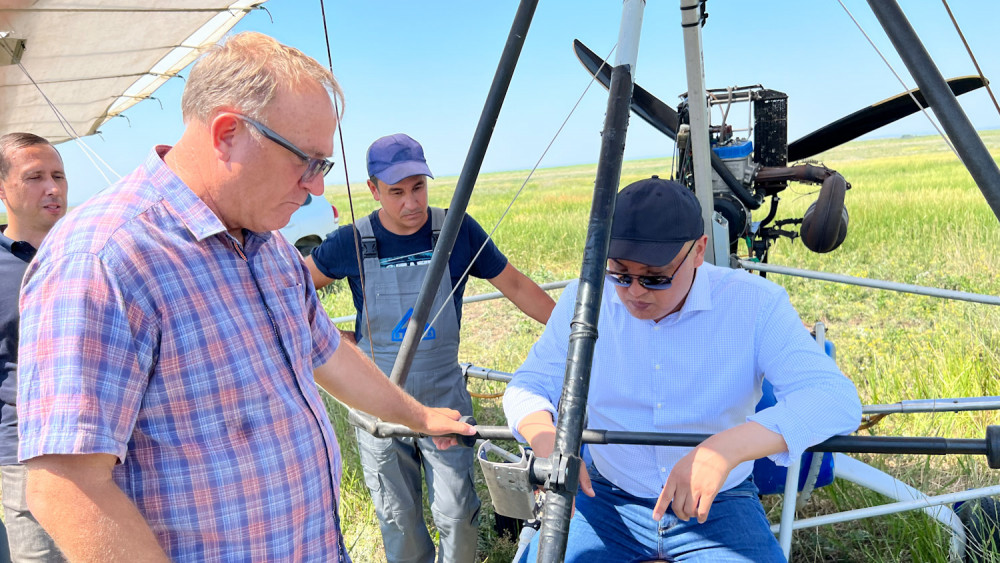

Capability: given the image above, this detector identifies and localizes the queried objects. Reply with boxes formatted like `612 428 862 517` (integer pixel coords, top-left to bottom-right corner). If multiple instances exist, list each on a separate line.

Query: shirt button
660 467 666 472
653 326 660 331
654 364 661 370
657 403 662 409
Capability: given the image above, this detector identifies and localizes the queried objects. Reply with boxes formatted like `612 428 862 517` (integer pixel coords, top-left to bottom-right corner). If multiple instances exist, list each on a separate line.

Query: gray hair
180 31 344 124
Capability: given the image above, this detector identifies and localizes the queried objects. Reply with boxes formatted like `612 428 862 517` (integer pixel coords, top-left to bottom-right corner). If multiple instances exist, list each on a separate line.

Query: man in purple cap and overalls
504 176 860 561
306 133 555 562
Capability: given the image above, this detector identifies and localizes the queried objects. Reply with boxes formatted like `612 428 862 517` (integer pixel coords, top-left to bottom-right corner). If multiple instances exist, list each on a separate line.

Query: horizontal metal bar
772 484 1000 532
737 259 1000 306
808 435 986 456
576 430 988 457
328 279 573 325
463 280 571 305
477 439 522 463
367 422 990 458
462 364 513 383
864 397 1000 415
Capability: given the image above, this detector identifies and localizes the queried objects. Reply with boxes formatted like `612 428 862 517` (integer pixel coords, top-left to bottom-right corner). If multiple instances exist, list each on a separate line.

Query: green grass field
318 131 1000 562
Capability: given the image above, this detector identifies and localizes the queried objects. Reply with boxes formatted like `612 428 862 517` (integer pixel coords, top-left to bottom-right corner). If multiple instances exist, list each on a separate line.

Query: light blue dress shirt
504 263 861 499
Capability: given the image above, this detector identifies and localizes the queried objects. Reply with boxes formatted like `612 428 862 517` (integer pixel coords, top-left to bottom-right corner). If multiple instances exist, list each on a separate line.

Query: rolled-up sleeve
503 282 577 442
747 288 862 466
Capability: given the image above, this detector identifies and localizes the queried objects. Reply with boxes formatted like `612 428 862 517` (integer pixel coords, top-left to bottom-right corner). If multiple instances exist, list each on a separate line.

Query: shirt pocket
266 282 313 376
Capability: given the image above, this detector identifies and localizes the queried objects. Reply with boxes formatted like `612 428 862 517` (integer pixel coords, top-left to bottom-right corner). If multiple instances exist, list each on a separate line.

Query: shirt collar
0 229 37 262
146 146 229 242
681 266 713 314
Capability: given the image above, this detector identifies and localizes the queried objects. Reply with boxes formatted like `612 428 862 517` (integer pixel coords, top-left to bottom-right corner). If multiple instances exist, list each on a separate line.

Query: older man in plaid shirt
16 32 473 562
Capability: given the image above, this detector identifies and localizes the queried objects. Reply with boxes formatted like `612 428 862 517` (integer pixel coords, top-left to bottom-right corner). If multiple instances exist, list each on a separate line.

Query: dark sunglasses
606 242 696 291
231 113 335 183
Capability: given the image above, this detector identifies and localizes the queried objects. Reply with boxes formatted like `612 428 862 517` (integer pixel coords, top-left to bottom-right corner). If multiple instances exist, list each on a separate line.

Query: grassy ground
319 130 1000 562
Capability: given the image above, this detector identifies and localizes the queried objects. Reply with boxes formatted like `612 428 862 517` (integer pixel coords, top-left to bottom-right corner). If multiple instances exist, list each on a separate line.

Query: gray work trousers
356 429 480 563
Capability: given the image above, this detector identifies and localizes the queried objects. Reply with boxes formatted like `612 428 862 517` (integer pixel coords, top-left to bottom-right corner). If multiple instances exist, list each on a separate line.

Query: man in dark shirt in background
305 133 554 562
0 132 68 562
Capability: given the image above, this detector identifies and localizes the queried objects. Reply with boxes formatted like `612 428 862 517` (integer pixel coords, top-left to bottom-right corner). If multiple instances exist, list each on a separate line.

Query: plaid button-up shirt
18 147 349 561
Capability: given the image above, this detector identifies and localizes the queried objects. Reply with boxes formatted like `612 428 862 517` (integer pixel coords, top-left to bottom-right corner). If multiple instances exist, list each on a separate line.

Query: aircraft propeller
573 39 987 259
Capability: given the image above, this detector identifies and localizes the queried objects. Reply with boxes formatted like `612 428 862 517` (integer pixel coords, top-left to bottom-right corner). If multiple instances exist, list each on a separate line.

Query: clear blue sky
47 0 1000 207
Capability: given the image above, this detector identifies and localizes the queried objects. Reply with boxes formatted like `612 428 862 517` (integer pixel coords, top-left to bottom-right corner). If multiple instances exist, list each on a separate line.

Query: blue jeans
517 463 784 562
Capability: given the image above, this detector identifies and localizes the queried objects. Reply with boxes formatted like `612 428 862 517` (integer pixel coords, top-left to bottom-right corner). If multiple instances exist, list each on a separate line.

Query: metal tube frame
535 2 645 561
865 397 1000 415
737 259 1000 307
343 2 1000 560
777 322 827 557
774 484 1000 533
679 0 716 264
385 0 539 390
328 280 569 325
362 420 996 460
867 0 1000 223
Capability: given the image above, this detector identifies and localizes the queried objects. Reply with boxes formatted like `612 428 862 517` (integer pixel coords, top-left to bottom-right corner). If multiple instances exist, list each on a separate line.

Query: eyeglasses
606 241 696 291
230 113 335 183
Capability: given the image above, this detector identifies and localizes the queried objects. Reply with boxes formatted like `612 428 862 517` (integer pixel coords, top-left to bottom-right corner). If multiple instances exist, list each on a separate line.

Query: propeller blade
574 39 761 209
788 76 987 161
574 39 679 139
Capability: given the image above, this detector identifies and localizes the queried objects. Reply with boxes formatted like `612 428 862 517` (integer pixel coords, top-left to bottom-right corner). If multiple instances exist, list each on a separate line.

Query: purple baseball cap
366 133 434 185
609 176 704 266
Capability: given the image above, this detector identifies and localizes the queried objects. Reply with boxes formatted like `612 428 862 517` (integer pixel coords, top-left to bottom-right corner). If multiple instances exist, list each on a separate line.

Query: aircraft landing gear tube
534 2 645 562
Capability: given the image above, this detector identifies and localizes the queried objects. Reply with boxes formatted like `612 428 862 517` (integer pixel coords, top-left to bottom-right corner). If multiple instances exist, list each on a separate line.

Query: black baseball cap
609 176 704 267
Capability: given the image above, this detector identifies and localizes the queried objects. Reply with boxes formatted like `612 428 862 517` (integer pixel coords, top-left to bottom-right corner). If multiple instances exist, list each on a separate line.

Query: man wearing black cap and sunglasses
504 176 860 562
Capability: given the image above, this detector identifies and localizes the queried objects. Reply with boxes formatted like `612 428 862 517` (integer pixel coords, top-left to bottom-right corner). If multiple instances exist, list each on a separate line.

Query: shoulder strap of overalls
354 214 377 259
429 207 446 249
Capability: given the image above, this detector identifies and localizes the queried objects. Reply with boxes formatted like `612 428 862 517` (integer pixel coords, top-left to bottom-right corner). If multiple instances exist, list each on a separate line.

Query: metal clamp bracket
477 442 540 520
